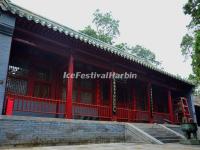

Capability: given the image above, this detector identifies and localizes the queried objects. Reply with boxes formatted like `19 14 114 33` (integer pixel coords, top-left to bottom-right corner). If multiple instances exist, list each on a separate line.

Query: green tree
115 42 129 51
180 33 194 60
81 9 161 67
81 25 98 39
116 43 161 67
92 9 120 40
192 31 200 83
183 0 200 26
131 45 161 66
80 9 119 44
181 1 200 84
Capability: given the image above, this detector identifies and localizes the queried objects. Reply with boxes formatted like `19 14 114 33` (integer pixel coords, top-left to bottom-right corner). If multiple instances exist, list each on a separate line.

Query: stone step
140 128 167 131
144 131 176 135
166 126 184 135
143 129 172 133
160 138 181 143
147 132 175 135
132 123 183 143
147 131 179 136
154 136 181 140
149 134 179 138
146 131 176 134
150 135 179 138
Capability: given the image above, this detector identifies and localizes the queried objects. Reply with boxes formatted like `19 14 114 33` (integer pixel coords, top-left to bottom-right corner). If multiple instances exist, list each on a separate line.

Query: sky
11 0 192 78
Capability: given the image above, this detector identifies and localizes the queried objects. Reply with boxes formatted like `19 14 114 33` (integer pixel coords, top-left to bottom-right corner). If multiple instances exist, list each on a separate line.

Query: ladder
180 97 192 122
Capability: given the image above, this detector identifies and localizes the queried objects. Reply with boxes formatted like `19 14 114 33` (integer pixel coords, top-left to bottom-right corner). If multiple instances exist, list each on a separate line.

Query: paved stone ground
2 143 200 150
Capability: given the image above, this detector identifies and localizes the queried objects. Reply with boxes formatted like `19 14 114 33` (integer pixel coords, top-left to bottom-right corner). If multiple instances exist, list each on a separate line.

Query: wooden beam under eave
14 27 113 69
14 27 72 50
13 37 69 58
13 27 72 56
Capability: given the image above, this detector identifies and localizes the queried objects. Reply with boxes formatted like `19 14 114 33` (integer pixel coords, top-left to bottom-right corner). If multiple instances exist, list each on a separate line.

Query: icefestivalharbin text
63 72 137 79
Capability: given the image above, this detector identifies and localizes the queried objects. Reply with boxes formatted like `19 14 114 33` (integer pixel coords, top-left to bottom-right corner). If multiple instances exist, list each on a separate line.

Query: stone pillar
187 90 197 123
0 11 15 114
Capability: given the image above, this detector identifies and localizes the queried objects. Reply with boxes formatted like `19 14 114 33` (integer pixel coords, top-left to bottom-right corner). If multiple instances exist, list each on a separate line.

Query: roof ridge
0 0 194 86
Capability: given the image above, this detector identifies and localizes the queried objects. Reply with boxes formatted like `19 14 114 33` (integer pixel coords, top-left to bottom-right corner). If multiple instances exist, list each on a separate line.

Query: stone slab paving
2 143 200 150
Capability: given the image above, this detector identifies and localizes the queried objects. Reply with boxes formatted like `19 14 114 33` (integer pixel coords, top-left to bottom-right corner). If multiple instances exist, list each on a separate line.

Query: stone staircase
164 124 184 135
133 123 183 143
164 124 200 139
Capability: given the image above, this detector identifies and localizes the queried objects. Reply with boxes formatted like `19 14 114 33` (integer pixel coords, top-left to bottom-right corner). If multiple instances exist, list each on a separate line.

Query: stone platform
0 115 186 147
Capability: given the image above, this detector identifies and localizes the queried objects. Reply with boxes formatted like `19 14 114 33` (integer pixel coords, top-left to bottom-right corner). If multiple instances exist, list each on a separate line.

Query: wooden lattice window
33 67 51 98
101 80 109 105
135 83 147 111
80 79 94 104
6 62 29 95
6 77 28 95
35 67 51 81
152 86 168 113
61 74 79 102
33 83 50 98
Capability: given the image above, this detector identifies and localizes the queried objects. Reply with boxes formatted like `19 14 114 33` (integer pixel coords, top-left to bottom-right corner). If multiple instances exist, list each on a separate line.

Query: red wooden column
147 82 153 123
95 79 101 105
51 70 57 99
168 89 174 123
55 70 62 117
65 55 74 119
95 79 101 119
5 97 14 115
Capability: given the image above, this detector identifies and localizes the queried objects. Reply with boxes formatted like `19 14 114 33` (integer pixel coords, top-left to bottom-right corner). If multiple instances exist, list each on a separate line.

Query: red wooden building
0 0 196 124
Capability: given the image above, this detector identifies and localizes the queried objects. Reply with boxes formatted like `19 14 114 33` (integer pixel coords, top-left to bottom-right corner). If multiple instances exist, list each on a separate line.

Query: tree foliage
81 25 98 39
92 9 120 40
81 9 161 67
181 1 200 84
183 0 200 27
116 43 161 67
192 31 200 83
180 33 194 59
131 45 161 66
80 9 119 44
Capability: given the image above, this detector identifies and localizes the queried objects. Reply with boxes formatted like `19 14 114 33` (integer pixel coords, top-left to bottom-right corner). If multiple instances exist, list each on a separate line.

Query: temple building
0 0 196 124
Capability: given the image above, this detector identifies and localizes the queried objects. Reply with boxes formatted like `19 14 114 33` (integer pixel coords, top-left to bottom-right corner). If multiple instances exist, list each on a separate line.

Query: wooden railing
135 110 150 122
5 93 172 124
5 93 65 116
152 112 170 123
72 102 111 120
116 107 129 120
